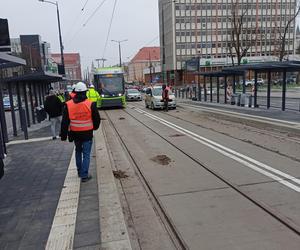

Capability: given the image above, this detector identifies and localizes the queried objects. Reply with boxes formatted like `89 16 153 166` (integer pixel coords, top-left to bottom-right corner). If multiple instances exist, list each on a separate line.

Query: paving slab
0 135 73 249
73 144 101 249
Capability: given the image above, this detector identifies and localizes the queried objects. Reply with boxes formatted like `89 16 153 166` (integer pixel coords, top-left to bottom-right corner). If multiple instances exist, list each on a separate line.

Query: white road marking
7 137 53 145
134 108 300 192
179 103 300 129
46 149 80 250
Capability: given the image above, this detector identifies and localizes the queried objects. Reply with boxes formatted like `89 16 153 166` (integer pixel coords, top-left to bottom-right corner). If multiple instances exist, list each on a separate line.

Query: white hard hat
89 84 95 88
74 82 87 92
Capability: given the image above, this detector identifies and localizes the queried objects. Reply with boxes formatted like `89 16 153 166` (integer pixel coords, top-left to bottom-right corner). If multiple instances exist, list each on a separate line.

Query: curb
178 101 300 132
94 124 132 250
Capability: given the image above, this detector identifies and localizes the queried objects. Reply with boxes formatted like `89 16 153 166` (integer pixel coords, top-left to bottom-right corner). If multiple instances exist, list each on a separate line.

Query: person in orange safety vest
60 82 100 182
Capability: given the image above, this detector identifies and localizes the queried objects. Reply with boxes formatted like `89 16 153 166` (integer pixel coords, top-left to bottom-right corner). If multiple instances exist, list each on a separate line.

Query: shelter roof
4 71 63 83
0 52 26 69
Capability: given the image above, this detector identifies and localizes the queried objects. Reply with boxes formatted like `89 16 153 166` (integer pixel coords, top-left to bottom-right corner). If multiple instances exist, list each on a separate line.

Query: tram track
167 106 300 163
133 102 300 162
104 107 300 241
103 110 188 250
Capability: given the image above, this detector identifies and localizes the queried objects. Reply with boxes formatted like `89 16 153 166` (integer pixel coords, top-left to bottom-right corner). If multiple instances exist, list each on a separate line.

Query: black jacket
60 93 101 142
44 95 63 118
0 159 4 180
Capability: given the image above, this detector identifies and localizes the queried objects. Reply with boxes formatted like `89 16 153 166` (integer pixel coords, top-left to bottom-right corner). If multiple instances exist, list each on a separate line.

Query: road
101 101 300 249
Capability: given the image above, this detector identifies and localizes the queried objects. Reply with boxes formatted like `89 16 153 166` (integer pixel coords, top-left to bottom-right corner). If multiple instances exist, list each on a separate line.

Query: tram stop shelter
196 61 300 111
0 52 26 159
0 52 63 158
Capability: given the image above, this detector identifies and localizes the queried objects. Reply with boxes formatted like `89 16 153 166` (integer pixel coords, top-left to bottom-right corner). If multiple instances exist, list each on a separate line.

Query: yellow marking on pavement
7 137 53 145
45 149 80 250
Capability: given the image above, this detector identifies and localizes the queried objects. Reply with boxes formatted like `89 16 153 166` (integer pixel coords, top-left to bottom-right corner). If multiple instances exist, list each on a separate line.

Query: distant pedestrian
60 82 101 183
44 89 63 140
86 84 100 108
57 90 65 103
162 84 169 112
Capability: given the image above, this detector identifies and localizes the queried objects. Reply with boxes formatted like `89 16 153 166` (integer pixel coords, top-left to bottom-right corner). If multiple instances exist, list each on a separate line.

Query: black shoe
52 136 57 140
81 175 92 183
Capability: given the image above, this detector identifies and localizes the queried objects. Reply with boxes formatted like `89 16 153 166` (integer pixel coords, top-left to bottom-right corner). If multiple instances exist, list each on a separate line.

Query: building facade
159 0 297 84
19 35 55 73
52 53 82 81
127 47 161 83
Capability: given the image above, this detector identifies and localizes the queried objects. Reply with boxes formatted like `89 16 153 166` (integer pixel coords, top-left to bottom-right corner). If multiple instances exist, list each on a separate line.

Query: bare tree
227 1 255 66
275 1 300 61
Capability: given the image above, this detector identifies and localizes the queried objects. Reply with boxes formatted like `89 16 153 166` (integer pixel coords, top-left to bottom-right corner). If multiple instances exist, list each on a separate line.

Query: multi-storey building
159 0 297 84
52 53 82 81
20 35 54 73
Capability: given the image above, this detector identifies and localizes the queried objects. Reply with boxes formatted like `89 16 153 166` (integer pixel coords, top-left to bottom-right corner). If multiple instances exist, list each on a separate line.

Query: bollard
20 108 28 140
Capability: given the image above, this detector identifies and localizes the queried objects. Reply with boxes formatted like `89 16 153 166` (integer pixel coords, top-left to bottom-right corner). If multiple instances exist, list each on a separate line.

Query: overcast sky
1 0 160 72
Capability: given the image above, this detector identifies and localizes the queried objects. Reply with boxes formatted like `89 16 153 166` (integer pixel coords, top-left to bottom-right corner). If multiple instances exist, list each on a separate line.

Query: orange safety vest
66 99 93 132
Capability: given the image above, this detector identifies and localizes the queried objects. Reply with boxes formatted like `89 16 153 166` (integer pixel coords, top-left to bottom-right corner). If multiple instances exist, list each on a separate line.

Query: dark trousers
164 99 169 111
74 140 93 178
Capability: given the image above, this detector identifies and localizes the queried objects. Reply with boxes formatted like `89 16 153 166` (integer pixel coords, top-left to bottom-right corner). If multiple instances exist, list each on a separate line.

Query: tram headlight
118 93 122 97
101 94 105 97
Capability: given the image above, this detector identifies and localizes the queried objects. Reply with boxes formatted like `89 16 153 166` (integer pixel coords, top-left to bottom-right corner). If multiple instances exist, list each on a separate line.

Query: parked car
251 78 265 85
245 80 254 86
239 80 254 87
287 77 297 84
3 96 18 111
125 88 142 101
145 86 176 110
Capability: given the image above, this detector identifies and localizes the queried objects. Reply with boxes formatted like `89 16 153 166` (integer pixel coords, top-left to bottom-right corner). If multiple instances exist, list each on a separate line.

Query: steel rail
120 107 300 237
104 110 189 250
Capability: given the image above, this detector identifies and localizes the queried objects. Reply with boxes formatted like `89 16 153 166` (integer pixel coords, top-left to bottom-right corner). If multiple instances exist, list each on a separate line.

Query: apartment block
159 0 297 83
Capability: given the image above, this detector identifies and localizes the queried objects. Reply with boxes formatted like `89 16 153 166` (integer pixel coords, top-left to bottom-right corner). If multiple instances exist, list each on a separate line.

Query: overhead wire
102 0 118 58
65 0 108 45
83 0 108 27
64 0 90 42
81 0 90 11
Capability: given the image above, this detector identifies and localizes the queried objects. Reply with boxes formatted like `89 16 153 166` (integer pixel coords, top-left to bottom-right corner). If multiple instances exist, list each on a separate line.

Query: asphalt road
103 101 300 249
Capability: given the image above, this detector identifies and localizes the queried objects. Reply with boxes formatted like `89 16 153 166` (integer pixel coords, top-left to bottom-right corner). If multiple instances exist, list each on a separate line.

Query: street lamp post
111 39 128 67
38 0 65 73
160 0 176 84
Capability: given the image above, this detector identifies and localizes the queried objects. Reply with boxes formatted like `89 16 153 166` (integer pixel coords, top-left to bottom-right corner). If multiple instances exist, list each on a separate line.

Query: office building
159 0 297 84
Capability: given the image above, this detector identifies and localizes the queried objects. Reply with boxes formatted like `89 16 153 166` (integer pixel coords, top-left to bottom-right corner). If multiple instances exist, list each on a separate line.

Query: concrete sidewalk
0 122 132 249
0 135 74 249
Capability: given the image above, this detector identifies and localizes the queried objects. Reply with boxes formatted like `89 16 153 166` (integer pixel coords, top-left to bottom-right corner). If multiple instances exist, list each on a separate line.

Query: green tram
93 67 126 108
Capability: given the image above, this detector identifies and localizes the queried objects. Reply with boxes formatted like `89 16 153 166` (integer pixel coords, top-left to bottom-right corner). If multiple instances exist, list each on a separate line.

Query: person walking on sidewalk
44 89 63 140
60 82 101 183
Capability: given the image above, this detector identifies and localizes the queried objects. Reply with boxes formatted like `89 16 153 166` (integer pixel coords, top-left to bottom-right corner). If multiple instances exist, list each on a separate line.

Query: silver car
126 89 142 101
145 86 176 110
